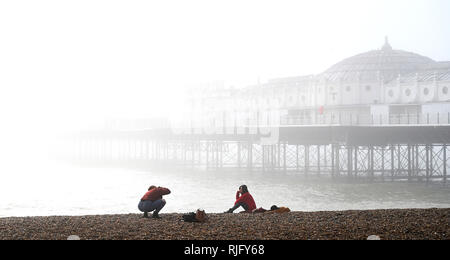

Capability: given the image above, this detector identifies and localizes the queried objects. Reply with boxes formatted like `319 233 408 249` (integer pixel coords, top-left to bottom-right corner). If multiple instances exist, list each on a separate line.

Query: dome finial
382 36 392 51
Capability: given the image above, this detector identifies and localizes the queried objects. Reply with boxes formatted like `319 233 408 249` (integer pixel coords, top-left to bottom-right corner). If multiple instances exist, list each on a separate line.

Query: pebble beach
0 208 448 240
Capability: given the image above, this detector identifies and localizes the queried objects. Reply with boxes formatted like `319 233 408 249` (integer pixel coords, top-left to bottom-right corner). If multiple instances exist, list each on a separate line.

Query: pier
66 39 450 185
70 123 450 184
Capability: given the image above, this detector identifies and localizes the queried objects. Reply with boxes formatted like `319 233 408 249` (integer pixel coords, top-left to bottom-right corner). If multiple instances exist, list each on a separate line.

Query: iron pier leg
338 145 342 177
430 145 434 181
391 145 395 181
331 144 335 178
262 145 266 172
198 141 201 166
192 141 195 169
305 145 309 176
426 144 430 184
408 145 412 182
283 142 287 173
220 141 223 169
275 144 279 171
317 145 321 175
248 141 253 171
347 146 353 179
354 146 358 178
415 145 419 181
444 144 447 185
206 141 209 169
370 146 374 181
237 142 241 169
381 146 385 181
398 145 401 180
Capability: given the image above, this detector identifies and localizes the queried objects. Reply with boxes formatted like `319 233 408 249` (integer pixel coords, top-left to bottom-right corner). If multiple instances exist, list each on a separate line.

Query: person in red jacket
224 185 256 213
138 185 171 218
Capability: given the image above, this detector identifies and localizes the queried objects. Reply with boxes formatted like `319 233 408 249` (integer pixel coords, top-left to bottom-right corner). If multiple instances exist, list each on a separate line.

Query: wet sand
0 208 448 240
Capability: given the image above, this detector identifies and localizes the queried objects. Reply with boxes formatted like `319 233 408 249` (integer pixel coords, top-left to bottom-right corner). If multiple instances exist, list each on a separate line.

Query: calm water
1 160 449 217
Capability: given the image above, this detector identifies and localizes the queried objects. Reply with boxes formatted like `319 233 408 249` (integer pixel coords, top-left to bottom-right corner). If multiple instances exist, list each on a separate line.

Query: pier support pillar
347 146 353 179
283 142 287 172
331 144 335 178
444 144 447 185
247 141 253 171
304 145 309 175
370 146 374 181
426 144 430 184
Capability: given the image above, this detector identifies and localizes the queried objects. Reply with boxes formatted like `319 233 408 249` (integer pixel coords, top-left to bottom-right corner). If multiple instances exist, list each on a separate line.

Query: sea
0 159 449 218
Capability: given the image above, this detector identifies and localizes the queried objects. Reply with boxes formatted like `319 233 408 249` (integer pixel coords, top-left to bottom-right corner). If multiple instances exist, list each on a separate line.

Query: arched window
388 90 394 97
405 89 411 97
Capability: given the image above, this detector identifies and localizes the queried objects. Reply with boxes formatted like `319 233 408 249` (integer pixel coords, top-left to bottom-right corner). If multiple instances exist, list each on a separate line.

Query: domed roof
321 38 436 83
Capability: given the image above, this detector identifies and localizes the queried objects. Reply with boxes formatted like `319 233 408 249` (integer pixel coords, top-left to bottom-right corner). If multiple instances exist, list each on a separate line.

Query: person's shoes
152 212 162 219
142 212 149 218
223 209 233 213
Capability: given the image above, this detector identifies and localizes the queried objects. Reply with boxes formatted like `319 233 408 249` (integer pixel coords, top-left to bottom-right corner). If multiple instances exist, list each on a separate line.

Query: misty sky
0 0 449 135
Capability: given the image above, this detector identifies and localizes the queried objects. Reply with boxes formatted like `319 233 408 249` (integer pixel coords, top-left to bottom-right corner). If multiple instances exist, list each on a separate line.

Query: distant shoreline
1 208 448 240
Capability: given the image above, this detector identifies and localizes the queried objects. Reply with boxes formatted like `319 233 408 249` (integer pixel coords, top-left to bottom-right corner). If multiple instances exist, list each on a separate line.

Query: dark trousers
138 199 166 214
229 202 249 212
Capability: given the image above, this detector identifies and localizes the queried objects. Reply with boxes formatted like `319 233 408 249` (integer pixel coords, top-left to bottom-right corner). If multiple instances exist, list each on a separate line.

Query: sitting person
224 185 256 213
138 185 171 218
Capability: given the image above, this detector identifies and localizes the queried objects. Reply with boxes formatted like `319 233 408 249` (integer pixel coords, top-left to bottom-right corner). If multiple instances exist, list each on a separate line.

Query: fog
0 1 449 216
1 0 449 132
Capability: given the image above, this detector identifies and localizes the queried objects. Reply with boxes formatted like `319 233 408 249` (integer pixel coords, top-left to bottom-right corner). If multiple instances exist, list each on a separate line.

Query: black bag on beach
182 209 207 222
182 212 198 222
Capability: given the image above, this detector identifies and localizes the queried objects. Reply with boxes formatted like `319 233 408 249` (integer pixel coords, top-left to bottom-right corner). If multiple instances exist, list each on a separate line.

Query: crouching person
138 185 171 219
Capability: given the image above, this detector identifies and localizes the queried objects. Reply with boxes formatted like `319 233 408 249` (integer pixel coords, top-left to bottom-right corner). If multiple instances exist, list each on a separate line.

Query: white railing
280 113 450 126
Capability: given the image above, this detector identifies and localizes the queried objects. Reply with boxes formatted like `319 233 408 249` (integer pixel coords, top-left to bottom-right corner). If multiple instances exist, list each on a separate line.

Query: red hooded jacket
141 187 171 201
234 191 256 211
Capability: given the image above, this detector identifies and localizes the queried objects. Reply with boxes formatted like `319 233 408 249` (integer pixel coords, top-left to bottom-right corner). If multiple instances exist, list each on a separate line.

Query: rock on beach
0 208 448 240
